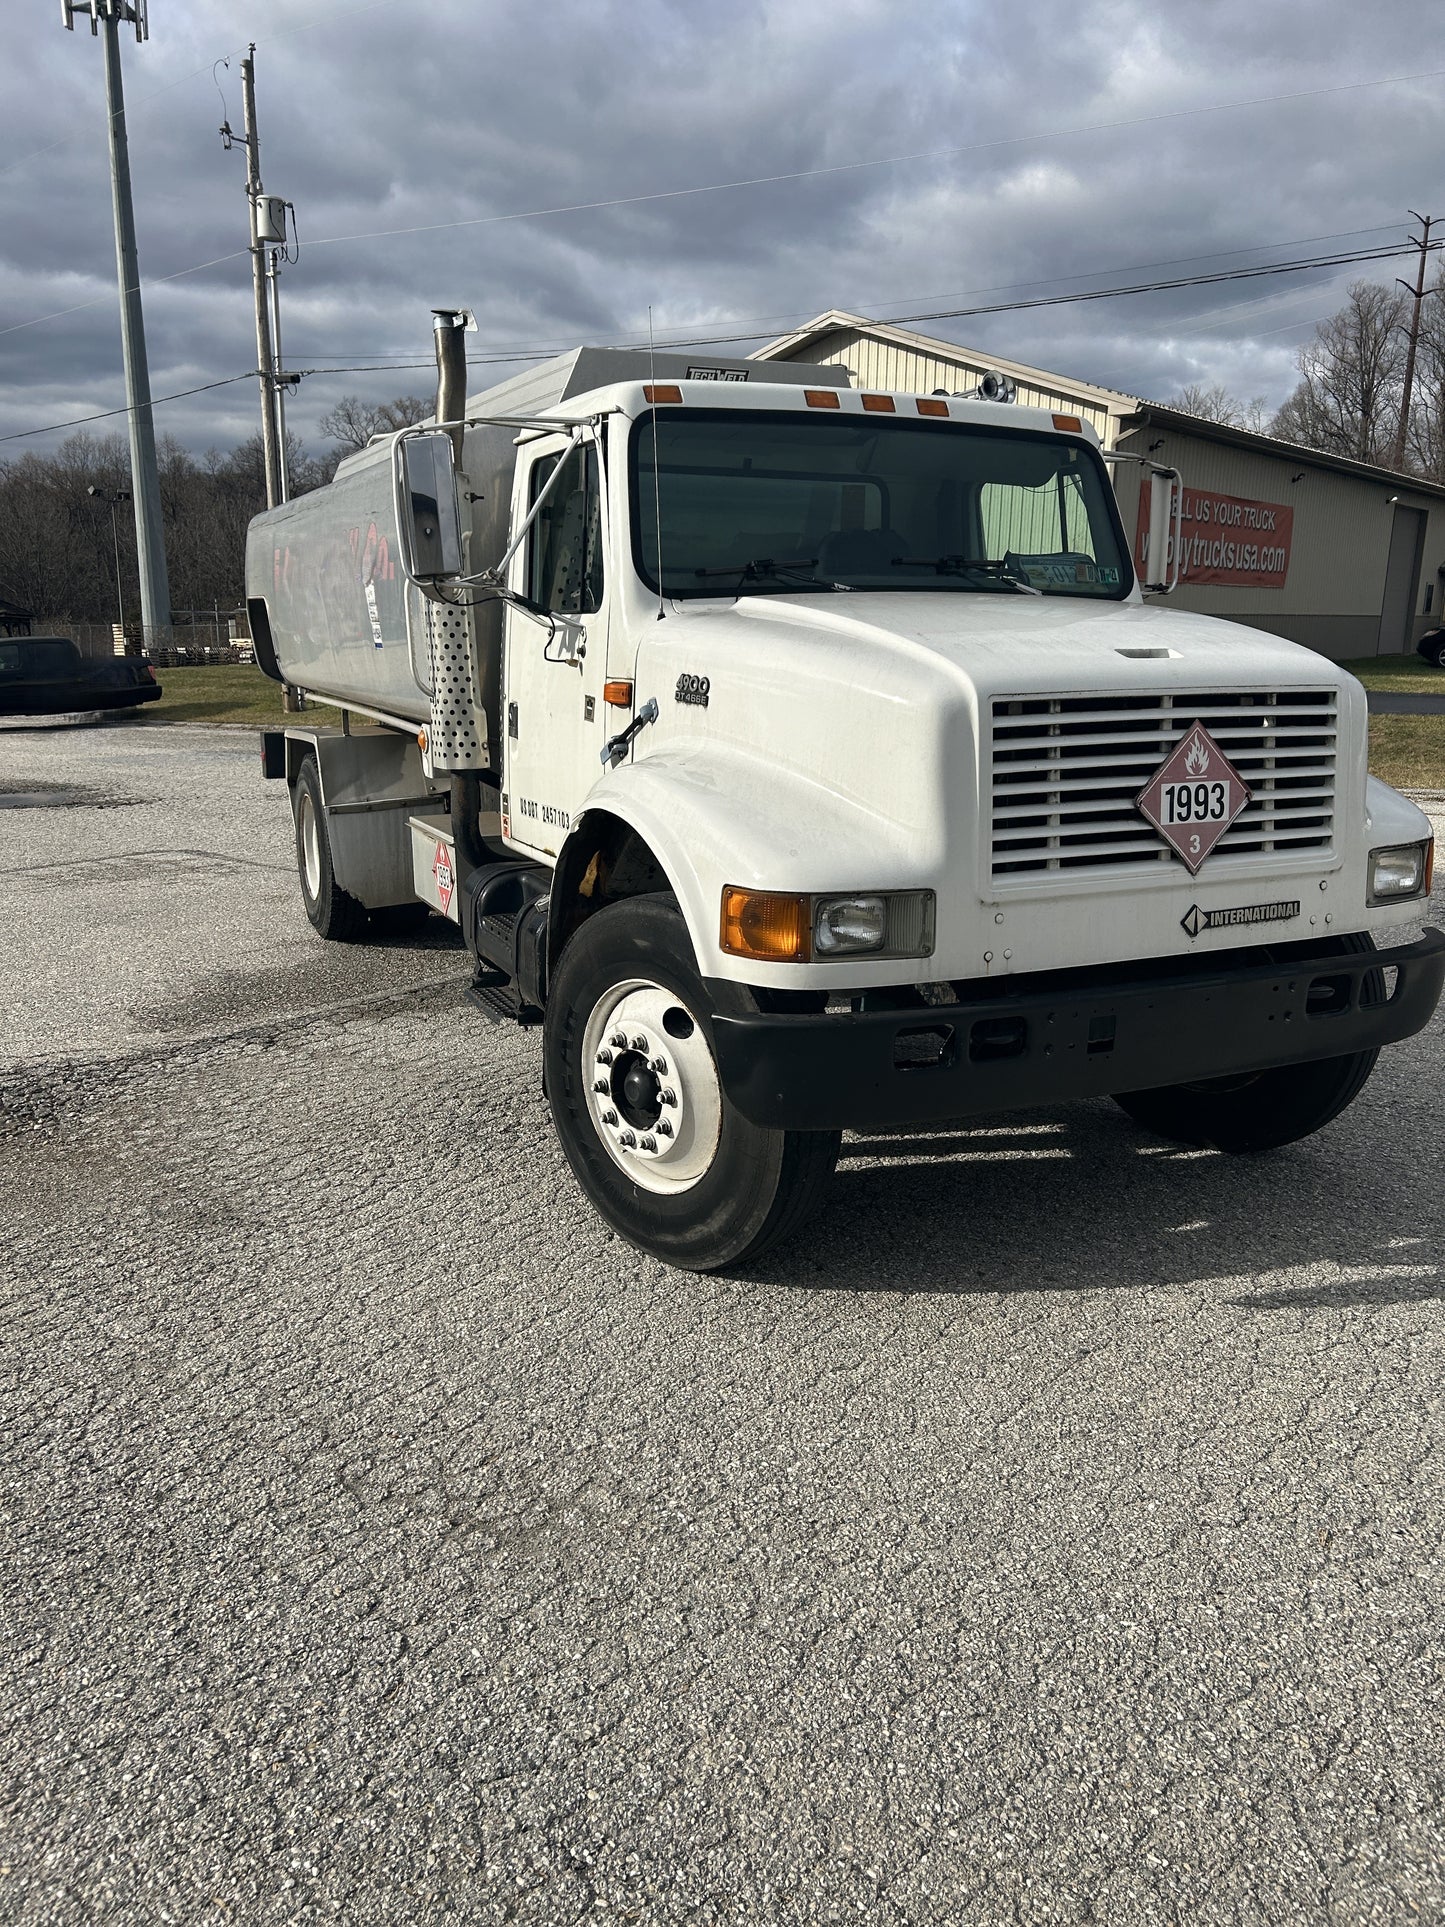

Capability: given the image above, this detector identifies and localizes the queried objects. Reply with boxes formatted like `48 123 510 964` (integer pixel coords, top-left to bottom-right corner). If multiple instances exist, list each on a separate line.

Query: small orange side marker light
417 730 428 750
804 389 841 408
1425 838 1435 896
603 679 634 707
861 393 896 413
644 383 682 404
916 397 949 417
1052 413 1084 432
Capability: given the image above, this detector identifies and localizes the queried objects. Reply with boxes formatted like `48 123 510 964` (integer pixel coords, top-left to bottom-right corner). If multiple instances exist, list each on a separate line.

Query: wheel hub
581 982 721 1194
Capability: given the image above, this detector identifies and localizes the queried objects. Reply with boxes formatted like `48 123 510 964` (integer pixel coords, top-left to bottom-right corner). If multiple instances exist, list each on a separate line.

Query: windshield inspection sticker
1137 721 1251 873
1180 899 1301 939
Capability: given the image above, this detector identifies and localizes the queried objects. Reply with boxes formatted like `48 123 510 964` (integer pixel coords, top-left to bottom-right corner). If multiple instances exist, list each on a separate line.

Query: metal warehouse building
757 311 1445 662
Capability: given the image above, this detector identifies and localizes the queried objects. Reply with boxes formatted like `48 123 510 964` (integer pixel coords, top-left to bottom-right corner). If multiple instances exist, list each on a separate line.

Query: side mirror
1143 467 1181 594
396 431 463 583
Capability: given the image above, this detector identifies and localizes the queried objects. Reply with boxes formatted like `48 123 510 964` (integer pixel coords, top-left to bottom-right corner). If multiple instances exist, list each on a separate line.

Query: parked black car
1417 626 1445 669
0 635 162 718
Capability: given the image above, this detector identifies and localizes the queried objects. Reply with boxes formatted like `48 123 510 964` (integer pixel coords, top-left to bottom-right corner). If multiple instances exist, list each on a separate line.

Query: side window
0 643 21 676
527 444 603 614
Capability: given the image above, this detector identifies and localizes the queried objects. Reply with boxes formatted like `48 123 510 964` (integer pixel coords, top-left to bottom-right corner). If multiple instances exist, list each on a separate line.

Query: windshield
631 408 1131 600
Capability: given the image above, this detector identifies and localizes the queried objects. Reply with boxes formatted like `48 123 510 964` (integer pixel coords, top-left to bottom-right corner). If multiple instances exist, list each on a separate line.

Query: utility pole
1393 210 1438 471
63 0 171 647
230 48 283 508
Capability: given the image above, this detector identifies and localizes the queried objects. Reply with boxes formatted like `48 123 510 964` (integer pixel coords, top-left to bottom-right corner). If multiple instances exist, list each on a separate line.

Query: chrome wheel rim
580 978 722 1195
299 790 322 900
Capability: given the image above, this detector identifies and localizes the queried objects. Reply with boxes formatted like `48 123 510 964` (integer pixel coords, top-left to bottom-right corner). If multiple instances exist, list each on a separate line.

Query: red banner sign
1137 482 1293 589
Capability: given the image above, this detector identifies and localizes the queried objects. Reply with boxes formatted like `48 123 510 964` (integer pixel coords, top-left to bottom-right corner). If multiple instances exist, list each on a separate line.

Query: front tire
293 755 366 942
544 896 839 1270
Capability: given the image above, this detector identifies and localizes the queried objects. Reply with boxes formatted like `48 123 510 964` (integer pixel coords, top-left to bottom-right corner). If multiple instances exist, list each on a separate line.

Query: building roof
754 309 1139 415
1120 401 1445 501
756 310 1445 500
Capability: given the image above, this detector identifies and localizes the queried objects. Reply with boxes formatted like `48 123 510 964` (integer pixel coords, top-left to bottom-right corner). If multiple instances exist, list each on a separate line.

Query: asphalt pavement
1365 690 1445 714
2 720 1444 1925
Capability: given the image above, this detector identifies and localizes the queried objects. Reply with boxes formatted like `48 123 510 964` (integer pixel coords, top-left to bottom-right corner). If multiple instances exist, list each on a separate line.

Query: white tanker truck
246 311 1442 1270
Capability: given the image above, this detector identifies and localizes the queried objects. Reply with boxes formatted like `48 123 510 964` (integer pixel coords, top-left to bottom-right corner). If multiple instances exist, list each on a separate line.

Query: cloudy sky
1 0 1441 461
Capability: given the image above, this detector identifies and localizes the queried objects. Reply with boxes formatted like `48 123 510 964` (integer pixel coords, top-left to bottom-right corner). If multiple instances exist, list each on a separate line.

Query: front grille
990 689 1337 879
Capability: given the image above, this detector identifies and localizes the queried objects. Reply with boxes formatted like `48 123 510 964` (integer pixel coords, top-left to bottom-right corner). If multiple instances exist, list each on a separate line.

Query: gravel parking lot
2 722 1443 1924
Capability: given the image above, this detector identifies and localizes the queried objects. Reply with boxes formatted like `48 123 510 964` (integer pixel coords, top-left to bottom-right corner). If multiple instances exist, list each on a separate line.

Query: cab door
502 434 609 859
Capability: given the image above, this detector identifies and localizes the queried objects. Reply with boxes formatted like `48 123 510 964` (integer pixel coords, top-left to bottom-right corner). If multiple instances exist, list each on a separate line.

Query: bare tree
1270 280 1408 465
316 393 432 453
1170 382 1272 432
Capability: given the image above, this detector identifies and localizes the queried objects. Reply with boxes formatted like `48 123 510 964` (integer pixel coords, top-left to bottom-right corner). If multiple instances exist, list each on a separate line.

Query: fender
550 740 941 985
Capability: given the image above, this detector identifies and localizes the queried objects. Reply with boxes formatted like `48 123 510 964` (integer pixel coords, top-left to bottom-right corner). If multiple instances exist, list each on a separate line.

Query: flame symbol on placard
1184 736 1210 776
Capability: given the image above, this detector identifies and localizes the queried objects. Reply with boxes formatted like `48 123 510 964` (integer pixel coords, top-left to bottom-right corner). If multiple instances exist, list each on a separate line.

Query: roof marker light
916 397 949 417
804 389 841 408
644 384 682 404
861 394 896 413
1052 413 1084 432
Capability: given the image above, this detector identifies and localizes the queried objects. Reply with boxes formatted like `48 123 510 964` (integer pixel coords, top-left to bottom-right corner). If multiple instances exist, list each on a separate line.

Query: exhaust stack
432 308 471 458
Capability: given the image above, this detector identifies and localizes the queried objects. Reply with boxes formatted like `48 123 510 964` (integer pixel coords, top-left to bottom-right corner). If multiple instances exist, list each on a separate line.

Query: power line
294 223 1414 370
5 234 1441 447
0 372 255 445
290 71 1445 258
5 62 1444 344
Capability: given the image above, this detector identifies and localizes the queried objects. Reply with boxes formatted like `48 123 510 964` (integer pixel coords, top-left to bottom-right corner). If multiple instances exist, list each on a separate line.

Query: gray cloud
1 0 1441 460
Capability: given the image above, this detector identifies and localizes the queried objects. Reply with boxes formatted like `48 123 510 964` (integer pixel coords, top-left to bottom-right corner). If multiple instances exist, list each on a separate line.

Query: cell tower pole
240 47 283 508
67 0 172 643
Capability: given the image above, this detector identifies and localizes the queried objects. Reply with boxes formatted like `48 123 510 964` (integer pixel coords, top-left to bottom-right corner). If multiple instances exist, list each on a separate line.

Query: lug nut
611 1031 627 1049
602 1109 618 1126
659 1088 676 1107
650 1056 668 1074
619 1130 637 1148
597 1049 613 1066
631 1035 648 1051
640 1136 657 1153
656 1119 673 1138
593 1079 609 1094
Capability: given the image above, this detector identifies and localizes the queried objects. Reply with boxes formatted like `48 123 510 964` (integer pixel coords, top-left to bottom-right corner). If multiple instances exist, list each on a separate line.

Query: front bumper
709 928 1445 1131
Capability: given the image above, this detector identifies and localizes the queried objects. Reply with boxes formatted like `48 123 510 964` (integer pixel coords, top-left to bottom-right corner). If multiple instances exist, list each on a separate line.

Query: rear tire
1113 934 1380 1152
544 895 839 1270
1426 636 1445 670
293 755 366 942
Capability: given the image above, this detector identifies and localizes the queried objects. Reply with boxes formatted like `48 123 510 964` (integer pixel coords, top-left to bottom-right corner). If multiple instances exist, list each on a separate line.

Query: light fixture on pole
88 483 133 636
62 0 172 648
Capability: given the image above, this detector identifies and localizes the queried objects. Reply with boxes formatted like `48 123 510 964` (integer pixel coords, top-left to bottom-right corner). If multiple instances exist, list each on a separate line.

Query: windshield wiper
692 556 850 593
892 555 1042 595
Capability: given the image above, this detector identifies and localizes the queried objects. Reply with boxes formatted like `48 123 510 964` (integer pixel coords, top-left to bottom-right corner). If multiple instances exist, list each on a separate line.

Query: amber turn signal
603 679 633 707
720 888 811 963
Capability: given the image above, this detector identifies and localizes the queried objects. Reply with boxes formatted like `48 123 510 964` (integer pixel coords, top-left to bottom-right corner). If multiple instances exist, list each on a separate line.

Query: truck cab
248 341 1443 1271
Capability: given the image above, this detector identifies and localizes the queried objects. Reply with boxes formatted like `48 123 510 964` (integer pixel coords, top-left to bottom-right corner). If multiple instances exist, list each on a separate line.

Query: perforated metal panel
427 600 488 770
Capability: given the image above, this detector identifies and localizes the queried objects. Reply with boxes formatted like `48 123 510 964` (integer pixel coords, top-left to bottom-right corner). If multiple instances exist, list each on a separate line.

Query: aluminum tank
245 436 434 724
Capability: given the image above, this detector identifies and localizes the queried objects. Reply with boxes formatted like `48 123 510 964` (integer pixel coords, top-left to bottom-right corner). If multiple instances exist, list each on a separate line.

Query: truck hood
710 591 1349 699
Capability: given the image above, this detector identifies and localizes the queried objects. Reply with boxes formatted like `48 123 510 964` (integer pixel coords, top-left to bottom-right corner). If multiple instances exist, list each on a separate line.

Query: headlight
720 888 936 962
1368 841 1431 904
815 895 888 955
